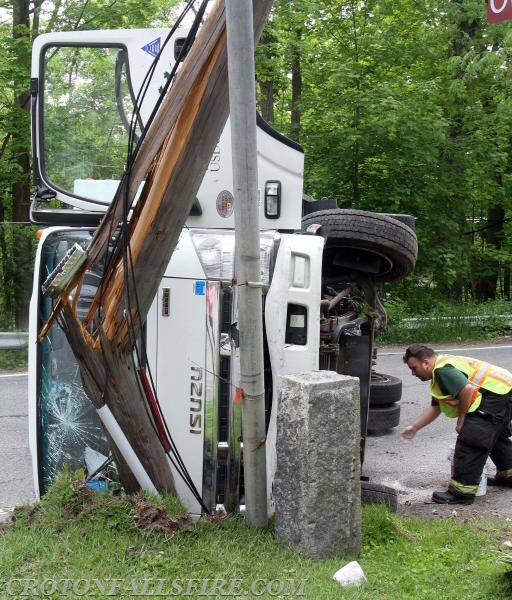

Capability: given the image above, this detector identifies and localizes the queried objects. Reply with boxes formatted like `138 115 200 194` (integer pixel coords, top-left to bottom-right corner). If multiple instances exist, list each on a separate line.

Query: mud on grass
14 472 201 537
131 493 195 536
14 471 226 538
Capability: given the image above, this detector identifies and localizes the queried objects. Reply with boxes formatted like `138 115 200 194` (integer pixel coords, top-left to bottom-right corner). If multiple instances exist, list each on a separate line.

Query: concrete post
225 0 267 527
275 371 361 558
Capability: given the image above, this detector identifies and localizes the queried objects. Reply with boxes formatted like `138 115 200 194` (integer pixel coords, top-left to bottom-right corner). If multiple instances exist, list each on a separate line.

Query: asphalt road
2 341 512 518
0 372 35 509
364 340 512 519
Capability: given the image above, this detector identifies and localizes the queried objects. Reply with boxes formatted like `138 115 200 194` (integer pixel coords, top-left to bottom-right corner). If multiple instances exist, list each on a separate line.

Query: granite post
274 371 361 558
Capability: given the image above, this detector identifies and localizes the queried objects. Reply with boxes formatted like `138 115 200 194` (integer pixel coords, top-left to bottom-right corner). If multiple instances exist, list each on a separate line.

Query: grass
0 347 28 371
378 299 512 344
0 473 511 599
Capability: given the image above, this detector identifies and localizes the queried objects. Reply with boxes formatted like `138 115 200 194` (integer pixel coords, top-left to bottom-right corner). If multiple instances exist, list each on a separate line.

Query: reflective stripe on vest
431 355 512 418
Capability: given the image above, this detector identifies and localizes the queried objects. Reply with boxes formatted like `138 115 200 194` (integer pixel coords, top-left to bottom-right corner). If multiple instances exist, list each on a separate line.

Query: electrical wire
99 0 205 295
85 455 115 482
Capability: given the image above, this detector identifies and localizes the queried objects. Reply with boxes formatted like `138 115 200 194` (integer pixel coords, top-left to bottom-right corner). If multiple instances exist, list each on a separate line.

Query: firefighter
401 343 512 505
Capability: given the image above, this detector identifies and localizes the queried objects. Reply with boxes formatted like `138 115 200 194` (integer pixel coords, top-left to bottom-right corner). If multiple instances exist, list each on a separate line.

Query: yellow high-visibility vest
431 355 512 418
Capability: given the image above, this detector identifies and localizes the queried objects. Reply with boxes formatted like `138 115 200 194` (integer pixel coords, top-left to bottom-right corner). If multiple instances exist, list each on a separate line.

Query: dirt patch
397 486 512 521
130 494 228 534
131 493 195 536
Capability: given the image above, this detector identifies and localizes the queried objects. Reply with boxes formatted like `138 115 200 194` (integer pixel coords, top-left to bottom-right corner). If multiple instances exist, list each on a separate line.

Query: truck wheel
301 209 418 283
382 213 416 230
367 403 401 434
361 481 398 512
370 373 402 406
302 197 338 215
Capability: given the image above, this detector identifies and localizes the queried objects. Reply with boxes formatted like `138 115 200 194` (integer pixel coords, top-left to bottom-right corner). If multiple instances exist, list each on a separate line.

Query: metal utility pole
225 0 267 527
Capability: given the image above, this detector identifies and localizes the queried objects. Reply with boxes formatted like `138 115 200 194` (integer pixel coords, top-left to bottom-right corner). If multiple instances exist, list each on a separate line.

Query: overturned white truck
28 26 417 515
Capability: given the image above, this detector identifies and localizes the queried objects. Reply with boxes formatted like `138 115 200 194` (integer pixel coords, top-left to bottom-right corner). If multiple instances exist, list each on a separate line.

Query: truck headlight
190 230 276 284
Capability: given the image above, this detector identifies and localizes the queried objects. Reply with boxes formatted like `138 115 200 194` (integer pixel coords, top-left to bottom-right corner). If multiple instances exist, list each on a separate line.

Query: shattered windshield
37 230 111 492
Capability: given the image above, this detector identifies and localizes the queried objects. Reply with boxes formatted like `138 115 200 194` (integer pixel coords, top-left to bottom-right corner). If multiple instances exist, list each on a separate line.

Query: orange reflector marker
36 229 44 239
234 387 243 404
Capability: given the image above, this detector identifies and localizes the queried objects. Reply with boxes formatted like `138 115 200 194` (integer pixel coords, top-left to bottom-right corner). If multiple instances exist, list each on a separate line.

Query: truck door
264 233 324 510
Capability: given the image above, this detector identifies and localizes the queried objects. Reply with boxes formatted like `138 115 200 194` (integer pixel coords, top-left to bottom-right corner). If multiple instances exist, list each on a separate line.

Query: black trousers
453 391 512 486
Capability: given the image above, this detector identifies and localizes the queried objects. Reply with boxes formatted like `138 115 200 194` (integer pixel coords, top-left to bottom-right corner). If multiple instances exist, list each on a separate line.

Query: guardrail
0 332 28 349
1 317 512 347
402 315 512 328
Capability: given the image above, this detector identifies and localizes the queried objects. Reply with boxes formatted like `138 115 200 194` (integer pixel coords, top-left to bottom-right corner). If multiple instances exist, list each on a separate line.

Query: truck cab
28 27 417 515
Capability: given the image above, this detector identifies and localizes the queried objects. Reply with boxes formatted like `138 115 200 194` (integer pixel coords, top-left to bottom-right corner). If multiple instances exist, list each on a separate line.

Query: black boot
432 489 475 505
487 476 512 487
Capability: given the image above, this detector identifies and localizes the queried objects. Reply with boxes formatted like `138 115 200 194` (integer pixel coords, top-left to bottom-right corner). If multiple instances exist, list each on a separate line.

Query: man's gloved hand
400 425 417 441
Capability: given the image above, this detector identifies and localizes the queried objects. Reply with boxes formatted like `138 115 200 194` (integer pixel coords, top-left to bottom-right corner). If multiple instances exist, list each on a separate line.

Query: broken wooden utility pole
40 0 275 502
226 0 267 527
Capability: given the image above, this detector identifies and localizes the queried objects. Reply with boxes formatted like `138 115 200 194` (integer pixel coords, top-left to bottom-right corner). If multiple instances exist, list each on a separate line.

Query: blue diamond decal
141 37 161 58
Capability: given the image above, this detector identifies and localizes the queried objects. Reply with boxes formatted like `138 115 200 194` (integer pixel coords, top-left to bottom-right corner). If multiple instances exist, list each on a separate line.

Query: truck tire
301 209 418 283
367 403 401 434
361 481 398 512
302 197 338 215
382 213 416 230
370 373 402 406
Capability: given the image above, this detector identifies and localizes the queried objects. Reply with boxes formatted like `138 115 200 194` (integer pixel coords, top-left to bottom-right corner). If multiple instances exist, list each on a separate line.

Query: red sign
488 0 512 23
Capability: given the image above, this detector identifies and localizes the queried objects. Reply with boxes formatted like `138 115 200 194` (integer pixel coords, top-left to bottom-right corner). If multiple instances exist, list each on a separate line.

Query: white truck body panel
263 233 324 511
149 276 207 514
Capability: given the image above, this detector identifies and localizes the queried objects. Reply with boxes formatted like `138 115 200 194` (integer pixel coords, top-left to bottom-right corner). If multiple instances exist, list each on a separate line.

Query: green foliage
39 0 181 33
24 469 138 532
0 347 28 370
0 0 182 327
257 1 512 302
378 298 512 344
3 1 512 318
43 44 134 191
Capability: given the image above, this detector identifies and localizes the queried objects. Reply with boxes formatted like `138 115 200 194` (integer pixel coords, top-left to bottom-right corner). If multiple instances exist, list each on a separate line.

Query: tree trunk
11 0 33 329
472 205 504 301
290 27 302 142
257 31 275 122
350 7 361 206
259 79 274 122
504 264 510 301
443 1 481 301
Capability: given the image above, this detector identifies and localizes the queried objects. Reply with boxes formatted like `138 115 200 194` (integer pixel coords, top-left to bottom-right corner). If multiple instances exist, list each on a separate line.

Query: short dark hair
403 344 437 363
